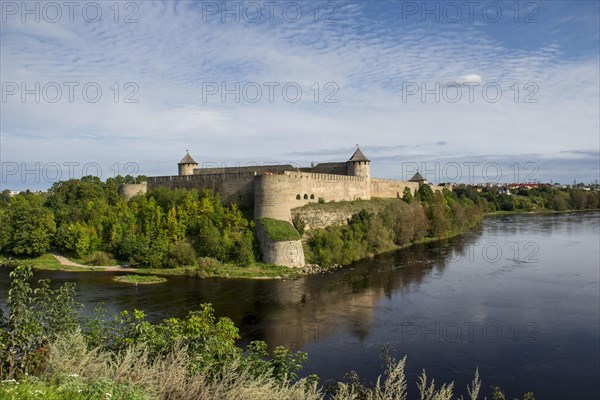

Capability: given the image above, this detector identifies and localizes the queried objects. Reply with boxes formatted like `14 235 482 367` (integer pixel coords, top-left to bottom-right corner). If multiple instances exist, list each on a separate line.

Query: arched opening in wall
304 194 308 199
310 194 315 200
296 194 301 200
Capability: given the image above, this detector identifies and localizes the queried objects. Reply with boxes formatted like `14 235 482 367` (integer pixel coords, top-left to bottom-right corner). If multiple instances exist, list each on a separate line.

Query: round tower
178 151 198 176
347 147 370 179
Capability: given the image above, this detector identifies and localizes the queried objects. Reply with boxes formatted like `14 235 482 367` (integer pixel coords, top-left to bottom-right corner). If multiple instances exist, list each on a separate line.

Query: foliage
292 214 306 236
0 196 56 256
1 178 257 269
1 265 534 399
1 268 308 389
0 375 148 400
1 176 597 270
401 186 413 204
452 184 600 214
259 218 301 241
0 266 80 378
305 195 481 267
416 184 434 205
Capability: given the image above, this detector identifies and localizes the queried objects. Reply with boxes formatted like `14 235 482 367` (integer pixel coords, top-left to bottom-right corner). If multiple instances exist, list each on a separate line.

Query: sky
1 0 599 190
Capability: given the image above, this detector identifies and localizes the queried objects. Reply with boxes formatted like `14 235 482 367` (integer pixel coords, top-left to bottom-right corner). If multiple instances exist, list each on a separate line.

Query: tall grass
31 330 499 400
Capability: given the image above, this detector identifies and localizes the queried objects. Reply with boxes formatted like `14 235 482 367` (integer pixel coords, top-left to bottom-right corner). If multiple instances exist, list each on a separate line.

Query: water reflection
258 233 477 350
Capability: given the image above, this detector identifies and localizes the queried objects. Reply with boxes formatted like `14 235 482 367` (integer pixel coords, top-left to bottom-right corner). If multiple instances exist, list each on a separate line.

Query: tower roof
348 147 370 162
409 171 425 182
178 151 198 165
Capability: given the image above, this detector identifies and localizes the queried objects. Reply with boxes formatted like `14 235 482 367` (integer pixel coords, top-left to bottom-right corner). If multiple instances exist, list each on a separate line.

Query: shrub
292 214 306 236
82 251 113 266
402 187 413 204
197 257 222 275
168 241 197 267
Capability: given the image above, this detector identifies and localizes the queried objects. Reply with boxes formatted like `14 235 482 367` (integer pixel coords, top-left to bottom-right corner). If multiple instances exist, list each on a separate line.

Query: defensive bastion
119 148 450 267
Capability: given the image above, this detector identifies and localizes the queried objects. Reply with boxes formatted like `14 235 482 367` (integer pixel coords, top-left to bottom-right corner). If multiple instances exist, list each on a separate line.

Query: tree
56 221 100 258
402 187 413 204
426 194 451 237
3 197 56 256
417 184 434 205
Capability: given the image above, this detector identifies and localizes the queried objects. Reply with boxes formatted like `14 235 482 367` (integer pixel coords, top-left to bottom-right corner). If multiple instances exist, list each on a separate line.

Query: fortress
119 148 450 268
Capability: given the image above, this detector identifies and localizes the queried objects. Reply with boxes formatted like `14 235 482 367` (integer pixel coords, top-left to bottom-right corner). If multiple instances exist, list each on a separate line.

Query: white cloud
454 74 483 84
1 1 598 190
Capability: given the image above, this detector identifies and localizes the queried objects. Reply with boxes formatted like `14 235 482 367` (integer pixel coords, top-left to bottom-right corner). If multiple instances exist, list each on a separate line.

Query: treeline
452 184 600 212
0 176 256 268
1 178 597 270
303 185 483 267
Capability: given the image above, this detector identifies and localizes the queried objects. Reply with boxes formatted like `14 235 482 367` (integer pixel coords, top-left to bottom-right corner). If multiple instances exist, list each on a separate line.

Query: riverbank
2 208 597 280
0 253 302 280
485 208 600 217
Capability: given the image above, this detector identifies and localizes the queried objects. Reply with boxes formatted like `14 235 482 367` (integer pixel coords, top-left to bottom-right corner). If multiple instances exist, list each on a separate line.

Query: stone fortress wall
120 149 450 268
147 172 257 207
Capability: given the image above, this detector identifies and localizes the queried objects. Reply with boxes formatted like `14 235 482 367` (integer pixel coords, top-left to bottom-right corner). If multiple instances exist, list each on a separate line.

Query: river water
1 213 599 399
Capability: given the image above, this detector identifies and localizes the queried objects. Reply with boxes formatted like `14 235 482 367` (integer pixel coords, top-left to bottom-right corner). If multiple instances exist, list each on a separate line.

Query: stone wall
255 172 370 221
370 178 419 199
370 179 447 198
137 170 452 268
254 172 370 267
147 173 256 207
119 182 147 199
255 220 305 268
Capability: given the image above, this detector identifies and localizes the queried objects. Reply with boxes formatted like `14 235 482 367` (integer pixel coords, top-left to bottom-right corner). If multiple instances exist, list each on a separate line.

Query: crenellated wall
370 179 419 199
147 173 256 207
123 169 451 268
254 172 371 267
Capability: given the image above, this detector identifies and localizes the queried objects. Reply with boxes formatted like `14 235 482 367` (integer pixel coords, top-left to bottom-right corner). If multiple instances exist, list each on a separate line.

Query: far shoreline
2 209 598 280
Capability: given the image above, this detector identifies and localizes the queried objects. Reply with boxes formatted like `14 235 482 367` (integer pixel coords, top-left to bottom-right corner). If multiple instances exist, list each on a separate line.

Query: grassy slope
294 197 399 215
259 217 301 241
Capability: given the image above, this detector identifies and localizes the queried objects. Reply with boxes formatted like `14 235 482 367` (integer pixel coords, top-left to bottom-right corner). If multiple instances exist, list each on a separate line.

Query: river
1 212 599 399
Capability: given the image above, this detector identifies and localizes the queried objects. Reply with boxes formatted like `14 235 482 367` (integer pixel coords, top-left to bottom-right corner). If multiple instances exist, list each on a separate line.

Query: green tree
417 184 434 205
402 186 413 204
1 266 80 378
3 196 56 256
56 221 100 258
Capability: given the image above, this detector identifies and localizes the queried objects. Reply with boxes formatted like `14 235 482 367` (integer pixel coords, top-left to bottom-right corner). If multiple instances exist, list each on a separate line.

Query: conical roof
348 147 370 162
409 171 425 182
178 151 198 165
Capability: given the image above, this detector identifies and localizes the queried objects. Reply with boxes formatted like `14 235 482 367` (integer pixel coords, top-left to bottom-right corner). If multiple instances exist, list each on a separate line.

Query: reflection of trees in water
258 227 483 349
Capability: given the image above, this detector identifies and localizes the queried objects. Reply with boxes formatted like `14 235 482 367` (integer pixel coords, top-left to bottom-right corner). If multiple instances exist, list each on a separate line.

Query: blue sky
1 0 599 190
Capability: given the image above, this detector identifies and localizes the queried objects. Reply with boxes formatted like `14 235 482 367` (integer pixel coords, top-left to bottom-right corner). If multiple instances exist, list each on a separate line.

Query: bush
292 214 306 236
82 251 114 266
168 241 197 267
197 257 222 275
402 187 413 204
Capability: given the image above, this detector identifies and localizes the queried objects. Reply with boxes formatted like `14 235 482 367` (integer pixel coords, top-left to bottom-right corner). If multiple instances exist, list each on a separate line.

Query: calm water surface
1 213 599 399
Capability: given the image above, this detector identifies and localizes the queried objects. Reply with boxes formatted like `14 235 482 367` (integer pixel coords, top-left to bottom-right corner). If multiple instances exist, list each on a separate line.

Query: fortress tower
347 147 370 179
178 151 198 176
